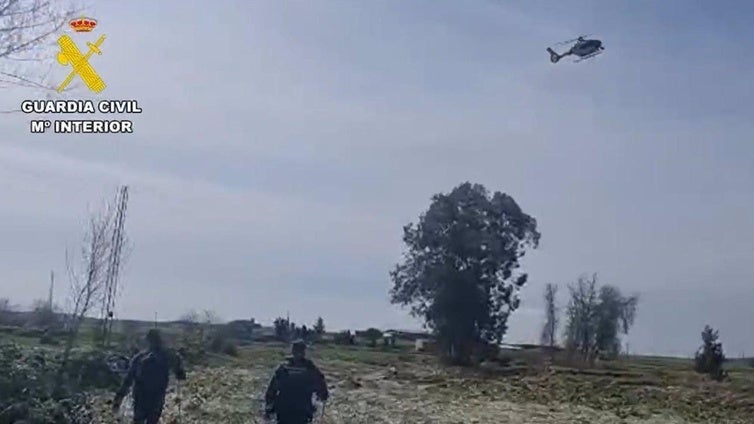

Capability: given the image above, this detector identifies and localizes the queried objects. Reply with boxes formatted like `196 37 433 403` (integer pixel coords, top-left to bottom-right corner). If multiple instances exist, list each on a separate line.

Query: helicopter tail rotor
547 48 561 63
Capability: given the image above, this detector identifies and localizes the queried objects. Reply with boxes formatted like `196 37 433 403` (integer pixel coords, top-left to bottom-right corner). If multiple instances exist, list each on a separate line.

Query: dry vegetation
85 343 754 424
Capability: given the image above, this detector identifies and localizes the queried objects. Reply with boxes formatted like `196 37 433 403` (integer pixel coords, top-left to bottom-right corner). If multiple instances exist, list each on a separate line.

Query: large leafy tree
390 182 540 364
595 285 638 357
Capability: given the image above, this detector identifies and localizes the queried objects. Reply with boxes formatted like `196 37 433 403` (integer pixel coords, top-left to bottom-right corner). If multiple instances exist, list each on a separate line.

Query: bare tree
59 202 114 373
179 309 200 325
540 283 559 347
201 309 222 325
178 309 223 361
564 274 599 363
564 274 640 363
179 309 222 332
0 0 80 99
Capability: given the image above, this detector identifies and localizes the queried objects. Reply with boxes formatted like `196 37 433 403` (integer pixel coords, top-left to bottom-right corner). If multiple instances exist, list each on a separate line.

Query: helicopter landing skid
574 51 603 63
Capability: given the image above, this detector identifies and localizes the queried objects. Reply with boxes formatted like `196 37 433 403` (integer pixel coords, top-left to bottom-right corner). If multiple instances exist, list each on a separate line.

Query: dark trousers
133 410 162 424
276 413 312 424
132 398 165 424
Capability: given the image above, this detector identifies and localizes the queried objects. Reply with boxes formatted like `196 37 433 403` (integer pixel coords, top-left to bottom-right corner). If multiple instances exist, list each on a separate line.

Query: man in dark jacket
113 329 186 424
265 340 329 424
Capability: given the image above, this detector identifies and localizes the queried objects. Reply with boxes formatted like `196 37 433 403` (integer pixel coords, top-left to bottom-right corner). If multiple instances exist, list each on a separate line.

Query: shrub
209 334 224 352
0 342 122 423
207 328 239 357
221 340 239 357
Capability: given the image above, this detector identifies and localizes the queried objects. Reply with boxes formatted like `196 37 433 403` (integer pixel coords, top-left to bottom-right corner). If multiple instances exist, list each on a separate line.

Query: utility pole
100 185 129 347
48 271 54 310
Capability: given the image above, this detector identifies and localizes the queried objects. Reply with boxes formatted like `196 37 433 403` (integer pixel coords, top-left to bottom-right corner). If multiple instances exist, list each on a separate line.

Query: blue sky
0 1 753 357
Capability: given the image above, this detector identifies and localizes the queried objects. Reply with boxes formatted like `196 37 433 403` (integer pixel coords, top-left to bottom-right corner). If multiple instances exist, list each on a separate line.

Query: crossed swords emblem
56 34 107 93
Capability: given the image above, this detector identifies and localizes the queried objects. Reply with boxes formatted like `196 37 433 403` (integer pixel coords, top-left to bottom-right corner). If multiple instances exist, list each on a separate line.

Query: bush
221 341 239 357
178 321 208 365
0 342 122 423
208 329 239 357
66 350 124 389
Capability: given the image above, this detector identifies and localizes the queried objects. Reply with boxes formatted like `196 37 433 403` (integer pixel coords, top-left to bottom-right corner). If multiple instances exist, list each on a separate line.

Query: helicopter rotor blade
554 34 592 46
554 39 577 46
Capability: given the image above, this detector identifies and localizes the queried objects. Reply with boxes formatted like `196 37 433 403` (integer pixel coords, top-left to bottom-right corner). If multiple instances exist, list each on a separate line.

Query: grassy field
75 341 754 424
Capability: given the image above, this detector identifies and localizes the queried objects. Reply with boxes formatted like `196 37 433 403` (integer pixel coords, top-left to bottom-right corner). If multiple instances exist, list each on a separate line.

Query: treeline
539 274 639 363
386 180 746 382
272 316 325 342
271 317 393 348
540 277 732 381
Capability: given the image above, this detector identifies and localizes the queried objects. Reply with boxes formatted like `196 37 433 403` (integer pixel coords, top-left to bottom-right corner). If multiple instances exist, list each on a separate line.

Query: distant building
387 329 431 341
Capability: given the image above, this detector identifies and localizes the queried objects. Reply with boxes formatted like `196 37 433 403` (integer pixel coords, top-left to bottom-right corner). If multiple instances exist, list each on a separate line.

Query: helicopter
547 35 604 63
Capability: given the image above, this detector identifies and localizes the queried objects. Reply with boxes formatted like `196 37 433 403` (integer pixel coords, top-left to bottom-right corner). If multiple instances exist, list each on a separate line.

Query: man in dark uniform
113 329 187 424
265 340 329 424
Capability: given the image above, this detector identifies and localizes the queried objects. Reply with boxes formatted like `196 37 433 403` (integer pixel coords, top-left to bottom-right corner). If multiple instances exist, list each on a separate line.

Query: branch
0 69 51 88
0 0 83 98
0 1 17 17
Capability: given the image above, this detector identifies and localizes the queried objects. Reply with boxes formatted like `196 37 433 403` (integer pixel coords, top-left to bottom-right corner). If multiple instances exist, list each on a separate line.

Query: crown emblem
69 16 97 33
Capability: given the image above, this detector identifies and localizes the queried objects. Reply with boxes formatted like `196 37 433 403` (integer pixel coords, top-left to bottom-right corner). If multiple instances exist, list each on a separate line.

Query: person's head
145 328 164 350
291 339 307 360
